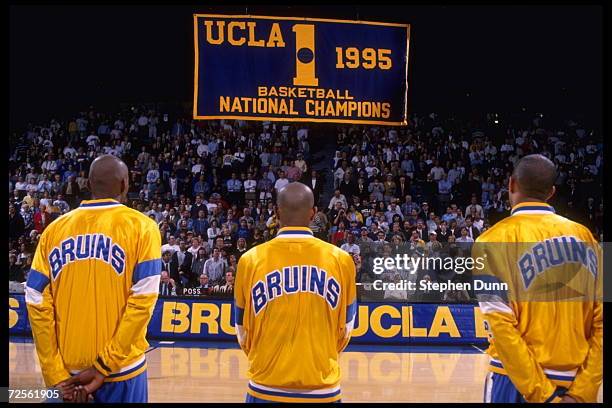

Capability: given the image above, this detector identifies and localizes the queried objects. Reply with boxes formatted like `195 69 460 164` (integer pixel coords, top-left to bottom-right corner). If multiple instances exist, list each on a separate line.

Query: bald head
510 154 557 204
88 154 129 201
277 182 315 227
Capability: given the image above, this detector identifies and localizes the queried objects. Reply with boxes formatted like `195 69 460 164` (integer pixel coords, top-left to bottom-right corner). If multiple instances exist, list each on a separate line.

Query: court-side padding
9 294 489 345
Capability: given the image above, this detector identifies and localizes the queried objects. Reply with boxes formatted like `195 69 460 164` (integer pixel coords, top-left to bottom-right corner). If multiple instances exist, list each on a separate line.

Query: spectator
187 237 202 257
274 170 289 193
172 239 193 279
464 217 480 240
191 247 209 282
416 274 443 302
159 270 177 296
195 274 212 296
161 236 180 256
309 206 329 241
214 270 235 295
382 273 408 301
465 196 484 219
327 189 348 211
53 194 70 214
9 253 24 282
340 233 360 255
202 247 226 286
9 204 25 240
234 237 249 259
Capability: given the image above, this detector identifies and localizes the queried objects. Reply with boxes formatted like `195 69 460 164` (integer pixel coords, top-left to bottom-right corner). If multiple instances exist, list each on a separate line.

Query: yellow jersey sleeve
234 251 250 355
336 251 357 353
480 302 560 402
567 234 603 402
474 235 559 402
94 219 161 376
566 300 602 402
25 230 71 387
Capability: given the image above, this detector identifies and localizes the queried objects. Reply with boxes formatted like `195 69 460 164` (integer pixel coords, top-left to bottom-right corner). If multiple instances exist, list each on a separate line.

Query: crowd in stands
8 106 603 302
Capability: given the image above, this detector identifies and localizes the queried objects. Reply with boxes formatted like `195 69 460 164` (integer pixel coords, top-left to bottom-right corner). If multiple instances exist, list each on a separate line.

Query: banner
193 14 410 125
10 295 487 345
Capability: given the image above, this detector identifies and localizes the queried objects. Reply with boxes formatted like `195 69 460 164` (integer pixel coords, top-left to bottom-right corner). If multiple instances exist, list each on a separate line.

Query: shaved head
277 182 315 227
510 154 557 204
88 154 129 201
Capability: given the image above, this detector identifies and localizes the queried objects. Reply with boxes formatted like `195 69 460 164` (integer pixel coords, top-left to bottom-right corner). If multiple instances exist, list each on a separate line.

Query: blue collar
277 227 314 236
510 202 555 216
79 199 122 208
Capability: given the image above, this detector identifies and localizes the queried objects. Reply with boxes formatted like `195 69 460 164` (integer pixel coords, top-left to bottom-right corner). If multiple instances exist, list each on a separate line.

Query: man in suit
413 220 429 242
435 220 452 242
338 172 355 200
161 250 182 289
354 177 369 202
194 274 212 296
463 216 480 240
158 270 177 297
171 240 194 287
302 169 322 205
395 175 410 201
448 219 461 238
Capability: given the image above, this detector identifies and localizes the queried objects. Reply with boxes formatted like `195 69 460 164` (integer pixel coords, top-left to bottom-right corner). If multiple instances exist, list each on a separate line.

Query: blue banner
193 14 410 125
10 294 487 345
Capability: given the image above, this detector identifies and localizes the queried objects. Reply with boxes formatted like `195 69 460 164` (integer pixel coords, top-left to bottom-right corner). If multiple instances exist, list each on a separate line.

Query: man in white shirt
25 178 38 194
455 227 475 256
429 161 445 181
187 237 202 257
484 140 498 157
294 153 307 173
500 138 515 153
191 160 203 175
63 143 77 158
365 160 379 178
197 141 209 157
53 194 70 214
41 156 58 173
259 149 271 167
161 236 181 256
465 196 484 219
37 175 52 193
327 189 348 210
333 163 346 189
340 234 361 255
273 170 289 193
473 213 484 231
146 164 160 185
243 172 257 202
14 177 28 195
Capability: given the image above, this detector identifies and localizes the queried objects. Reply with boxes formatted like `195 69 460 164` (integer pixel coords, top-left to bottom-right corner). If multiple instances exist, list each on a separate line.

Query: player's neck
511 196 548 208
279 222 311 229
91 194 121 203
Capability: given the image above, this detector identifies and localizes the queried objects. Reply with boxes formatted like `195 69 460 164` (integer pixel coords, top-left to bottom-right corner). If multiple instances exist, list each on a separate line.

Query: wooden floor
9 340 603 403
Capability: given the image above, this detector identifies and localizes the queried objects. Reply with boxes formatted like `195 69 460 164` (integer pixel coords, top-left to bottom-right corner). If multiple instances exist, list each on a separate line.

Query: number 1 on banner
292 24 318 86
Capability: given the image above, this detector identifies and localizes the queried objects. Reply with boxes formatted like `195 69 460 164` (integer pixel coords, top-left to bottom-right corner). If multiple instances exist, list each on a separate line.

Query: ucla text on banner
10 295 487 345
193 15 410 125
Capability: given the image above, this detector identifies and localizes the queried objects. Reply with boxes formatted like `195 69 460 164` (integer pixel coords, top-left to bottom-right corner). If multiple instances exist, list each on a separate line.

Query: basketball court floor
9 338 603 403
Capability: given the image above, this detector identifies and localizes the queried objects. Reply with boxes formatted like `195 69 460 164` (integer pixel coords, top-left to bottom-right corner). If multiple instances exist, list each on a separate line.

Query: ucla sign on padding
193 14 410 125
10 295 488 345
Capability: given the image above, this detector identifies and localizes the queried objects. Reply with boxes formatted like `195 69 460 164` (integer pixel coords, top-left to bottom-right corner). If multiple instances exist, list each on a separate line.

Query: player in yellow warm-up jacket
473 154 602 403
235 182 357 403
25 155 161 403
